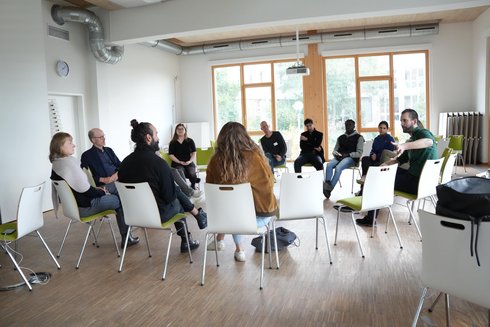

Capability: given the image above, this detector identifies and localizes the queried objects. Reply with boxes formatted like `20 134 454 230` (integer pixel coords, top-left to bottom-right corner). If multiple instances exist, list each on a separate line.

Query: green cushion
0 222 18 241
337 196 362 211
394 190 417 200
161 213 187 229
80 210 117 223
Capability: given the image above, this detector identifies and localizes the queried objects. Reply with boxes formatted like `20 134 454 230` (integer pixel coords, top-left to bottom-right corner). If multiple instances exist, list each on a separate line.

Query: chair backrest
436 138 450 158
82 167 97 187
362 139 373 157
115 182 164 229
448 135 464 151
416 159 443 199
279 171 324 220
16 182 45 239
361 164 398 211
440 153 457 184
159 150 173 166
204 183 258 234
419 211 490 309
52 180 82 222
196 147 215 166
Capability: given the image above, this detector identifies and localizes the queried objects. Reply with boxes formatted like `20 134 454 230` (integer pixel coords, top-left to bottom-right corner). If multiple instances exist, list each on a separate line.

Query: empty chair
196 146 215 171
335 164 402 258
0 182 60 291
52 180 120 268
202 183 270 289
440 150 457 185
115 182 191 280
394 159 443 241
448 135 466 172
275 171 332 266
412 211 490 327
436 138 450 159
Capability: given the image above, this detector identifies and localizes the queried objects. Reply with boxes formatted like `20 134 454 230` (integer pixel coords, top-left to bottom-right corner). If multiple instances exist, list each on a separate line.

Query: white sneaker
192 190 204 198
207 240 225 251
234 250 246 262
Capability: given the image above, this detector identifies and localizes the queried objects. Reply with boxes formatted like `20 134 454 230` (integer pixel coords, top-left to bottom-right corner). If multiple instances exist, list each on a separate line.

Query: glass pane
325 57 356 159
359 80 390 129
393 52 427 142
245 86 272 132
358 55 390 76
244 63 271 84
214 66 242 132
274 61 304 160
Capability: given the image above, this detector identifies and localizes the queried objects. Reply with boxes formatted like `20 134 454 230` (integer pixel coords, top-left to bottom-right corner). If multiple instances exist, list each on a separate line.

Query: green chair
448 135 466 172
0 182 60 291
159 150 173 166
52 180 120 268
196 147 215 171
115 182 191 280
439 147 455 184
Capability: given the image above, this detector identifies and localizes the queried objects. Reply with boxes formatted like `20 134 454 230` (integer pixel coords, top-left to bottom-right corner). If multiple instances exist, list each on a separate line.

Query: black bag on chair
251 227 298 253
436 176 490 266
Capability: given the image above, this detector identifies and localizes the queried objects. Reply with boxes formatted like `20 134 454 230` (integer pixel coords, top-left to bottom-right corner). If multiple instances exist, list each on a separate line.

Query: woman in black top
168 123 200 189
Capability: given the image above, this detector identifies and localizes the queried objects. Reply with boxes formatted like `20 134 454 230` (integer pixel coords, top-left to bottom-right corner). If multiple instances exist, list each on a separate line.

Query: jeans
294 154 323 173
324 157 356 188
232 216 271 246
78 194 128 237
264 153 286 173
170 167 194 197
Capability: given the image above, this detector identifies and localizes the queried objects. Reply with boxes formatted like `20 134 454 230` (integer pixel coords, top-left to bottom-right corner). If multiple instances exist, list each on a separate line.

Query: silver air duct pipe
51 5 124 64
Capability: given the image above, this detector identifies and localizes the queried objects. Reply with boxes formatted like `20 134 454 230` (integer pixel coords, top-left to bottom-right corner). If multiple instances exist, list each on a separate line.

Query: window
325 51 429 155
213 60 304 159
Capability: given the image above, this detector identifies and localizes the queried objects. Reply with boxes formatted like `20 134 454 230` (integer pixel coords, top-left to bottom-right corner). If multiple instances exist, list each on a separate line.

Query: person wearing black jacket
293 118 325 173
259 121 287 173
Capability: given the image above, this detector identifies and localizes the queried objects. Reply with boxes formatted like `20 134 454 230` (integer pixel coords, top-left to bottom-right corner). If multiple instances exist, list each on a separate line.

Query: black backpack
251 227 298 253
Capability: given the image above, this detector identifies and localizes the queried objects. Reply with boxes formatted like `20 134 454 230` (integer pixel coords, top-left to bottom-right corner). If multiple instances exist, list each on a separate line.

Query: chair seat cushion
336 197 362 211
80 210 117 223
161 213 187 229
394 190 417 200
0 222 17 241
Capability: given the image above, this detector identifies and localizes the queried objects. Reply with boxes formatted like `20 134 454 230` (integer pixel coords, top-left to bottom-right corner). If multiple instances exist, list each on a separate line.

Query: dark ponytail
130 119 153 148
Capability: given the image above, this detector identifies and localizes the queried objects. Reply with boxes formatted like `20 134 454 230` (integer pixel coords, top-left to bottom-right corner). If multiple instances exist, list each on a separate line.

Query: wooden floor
1 165 488 326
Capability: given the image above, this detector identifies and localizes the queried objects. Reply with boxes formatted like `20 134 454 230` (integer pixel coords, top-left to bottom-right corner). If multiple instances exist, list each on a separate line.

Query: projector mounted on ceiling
287 27 310 76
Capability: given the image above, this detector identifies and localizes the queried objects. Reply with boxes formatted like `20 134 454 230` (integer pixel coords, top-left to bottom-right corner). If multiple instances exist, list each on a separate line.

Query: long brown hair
49 132 72 163
171 123 187 142
212 122 264 183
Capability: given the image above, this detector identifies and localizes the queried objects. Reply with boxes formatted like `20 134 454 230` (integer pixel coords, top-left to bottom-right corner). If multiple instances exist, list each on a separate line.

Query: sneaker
207 240 225 251
356 215 375 226
234 250 246 262
180 239 200 253
194 208 207 230
356 176 366 184
192 190 204 198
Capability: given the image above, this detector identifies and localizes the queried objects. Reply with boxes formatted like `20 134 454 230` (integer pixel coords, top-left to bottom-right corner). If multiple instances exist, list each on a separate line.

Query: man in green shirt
357 108 437 226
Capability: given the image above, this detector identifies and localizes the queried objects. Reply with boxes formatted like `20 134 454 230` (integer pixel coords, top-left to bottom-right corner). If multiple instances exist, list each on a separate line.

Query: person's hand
274 154 282 162
300 135 308 141
97 186 109 194
370 153 376 161
341 152 350 159
314 146 322 152
100 176 111 184
395 143 406 157
109 172 118 183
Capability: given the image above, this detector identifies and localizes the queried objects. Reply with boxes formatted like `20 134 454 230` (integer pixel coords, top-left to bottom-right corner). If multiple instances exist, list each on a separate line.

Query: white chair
201 183 270 289
335 164 402 258
348 139 373 194
440 153 457 185
412 211 490 327
52 180 120 268
115 182 191 280
436 138 450 159
0 182 60 291
394 159 443 241
275 171 332 267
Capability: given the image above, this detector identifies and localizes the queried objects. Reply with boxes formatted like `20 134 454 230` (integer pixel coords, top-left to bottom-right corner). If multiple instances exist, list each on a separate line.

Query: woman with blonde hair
49 132 138 248
168 123 200 189
206 122 277 262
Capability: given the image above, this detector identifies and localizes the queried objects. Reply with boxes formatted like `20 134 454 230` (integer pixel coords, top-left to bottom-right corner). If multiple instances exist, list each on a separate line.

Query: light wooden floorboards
0 165 488 326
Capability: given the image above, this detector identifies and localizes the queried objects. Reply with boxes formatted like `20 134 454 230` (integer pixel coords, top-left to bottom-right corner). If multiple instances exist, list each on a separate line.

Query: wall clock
56 60 69 77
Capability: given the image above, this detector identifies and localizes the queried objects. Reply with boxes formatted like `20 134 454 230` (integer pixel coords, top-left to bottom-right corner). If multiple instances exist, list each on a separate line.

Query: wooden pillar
303 43 326 150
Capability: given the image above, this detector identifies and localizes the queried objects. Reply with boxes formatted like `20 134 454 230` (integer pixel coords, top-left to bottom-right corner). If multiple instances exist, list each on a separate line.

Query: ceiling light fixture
286 28 310 76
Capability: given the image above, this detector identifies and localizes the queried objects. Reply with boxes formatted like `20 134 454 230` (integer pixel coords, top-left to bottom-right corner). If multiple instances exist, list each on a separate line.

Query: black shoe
356 216 375 226
323 189 331 199
323 182 332 198
121 235 140 249
194 207 207 230
181 239 200 253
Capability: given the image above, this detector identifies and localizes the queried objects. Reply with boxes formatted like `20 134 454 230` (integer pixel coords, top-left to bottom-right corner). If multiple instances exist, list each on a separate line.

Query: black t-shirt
169 138 196 163
260 131 287 157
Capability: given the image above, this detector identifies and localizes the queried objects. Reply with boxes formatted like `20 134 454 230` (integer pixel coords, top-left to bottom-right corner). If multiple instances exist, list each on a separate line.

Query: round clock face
56 60 69 77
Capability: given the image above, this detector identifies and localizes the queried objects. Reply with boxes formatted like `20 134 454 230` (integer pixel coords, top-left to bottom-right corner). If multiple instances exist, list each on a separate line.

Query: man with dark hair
323 119 364 198
259 121 287 173
118 119 207 252
356 109 437 226
294 118 325 173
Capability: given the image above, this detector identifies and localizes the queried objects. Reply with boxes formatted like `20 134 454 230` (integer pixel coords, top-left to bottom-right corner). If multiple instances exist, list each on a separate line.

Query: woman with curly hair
206 122 277 262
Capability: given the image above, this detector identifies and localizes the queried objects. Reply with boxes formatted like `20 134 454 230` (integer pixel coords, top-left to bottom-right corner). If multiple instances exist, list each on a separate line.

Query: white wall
0 1 51 220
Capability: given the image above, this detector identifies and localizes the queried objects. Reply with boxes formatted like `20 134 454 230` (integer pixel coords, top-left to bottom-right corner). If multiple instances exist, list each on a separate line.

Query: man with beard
118 119 207 252
356 109 437 226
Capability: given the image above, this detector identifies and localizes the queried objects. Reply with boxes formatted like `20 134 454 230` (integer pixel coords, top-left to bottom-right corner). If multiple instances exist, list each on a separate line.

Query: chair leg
36 231 61 269
92 218 104 247
350 212 365 258
370 210 377 238
320 217 333 264
265 224 272 269
57 219 74 258
411 287 429 327
76 222 94 269
444 293 451 327
107 217 121 257
118 228 131 272
182 222 193 264
259 233 265 290
387 207 403 249
428 292 443 312
407 201 422 241
143 228 151 257
334 209 340 245
315 216 319 249
201 233 211 286
161 230 174 280
271 221 280 269
4 244 32 291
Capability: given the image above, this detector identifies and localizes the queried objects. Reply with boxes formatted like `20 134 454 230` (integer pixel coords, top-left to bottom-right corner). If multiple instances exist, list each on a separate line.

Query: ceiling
62 0 489 46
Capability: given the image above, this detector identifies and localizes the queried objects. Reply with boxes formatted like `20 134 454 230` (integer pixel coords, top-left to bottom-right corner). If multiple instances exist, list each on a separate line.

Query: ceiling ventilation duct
322 30 365 42
411 24 439 36
51 5 124 64
365 26 411 40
